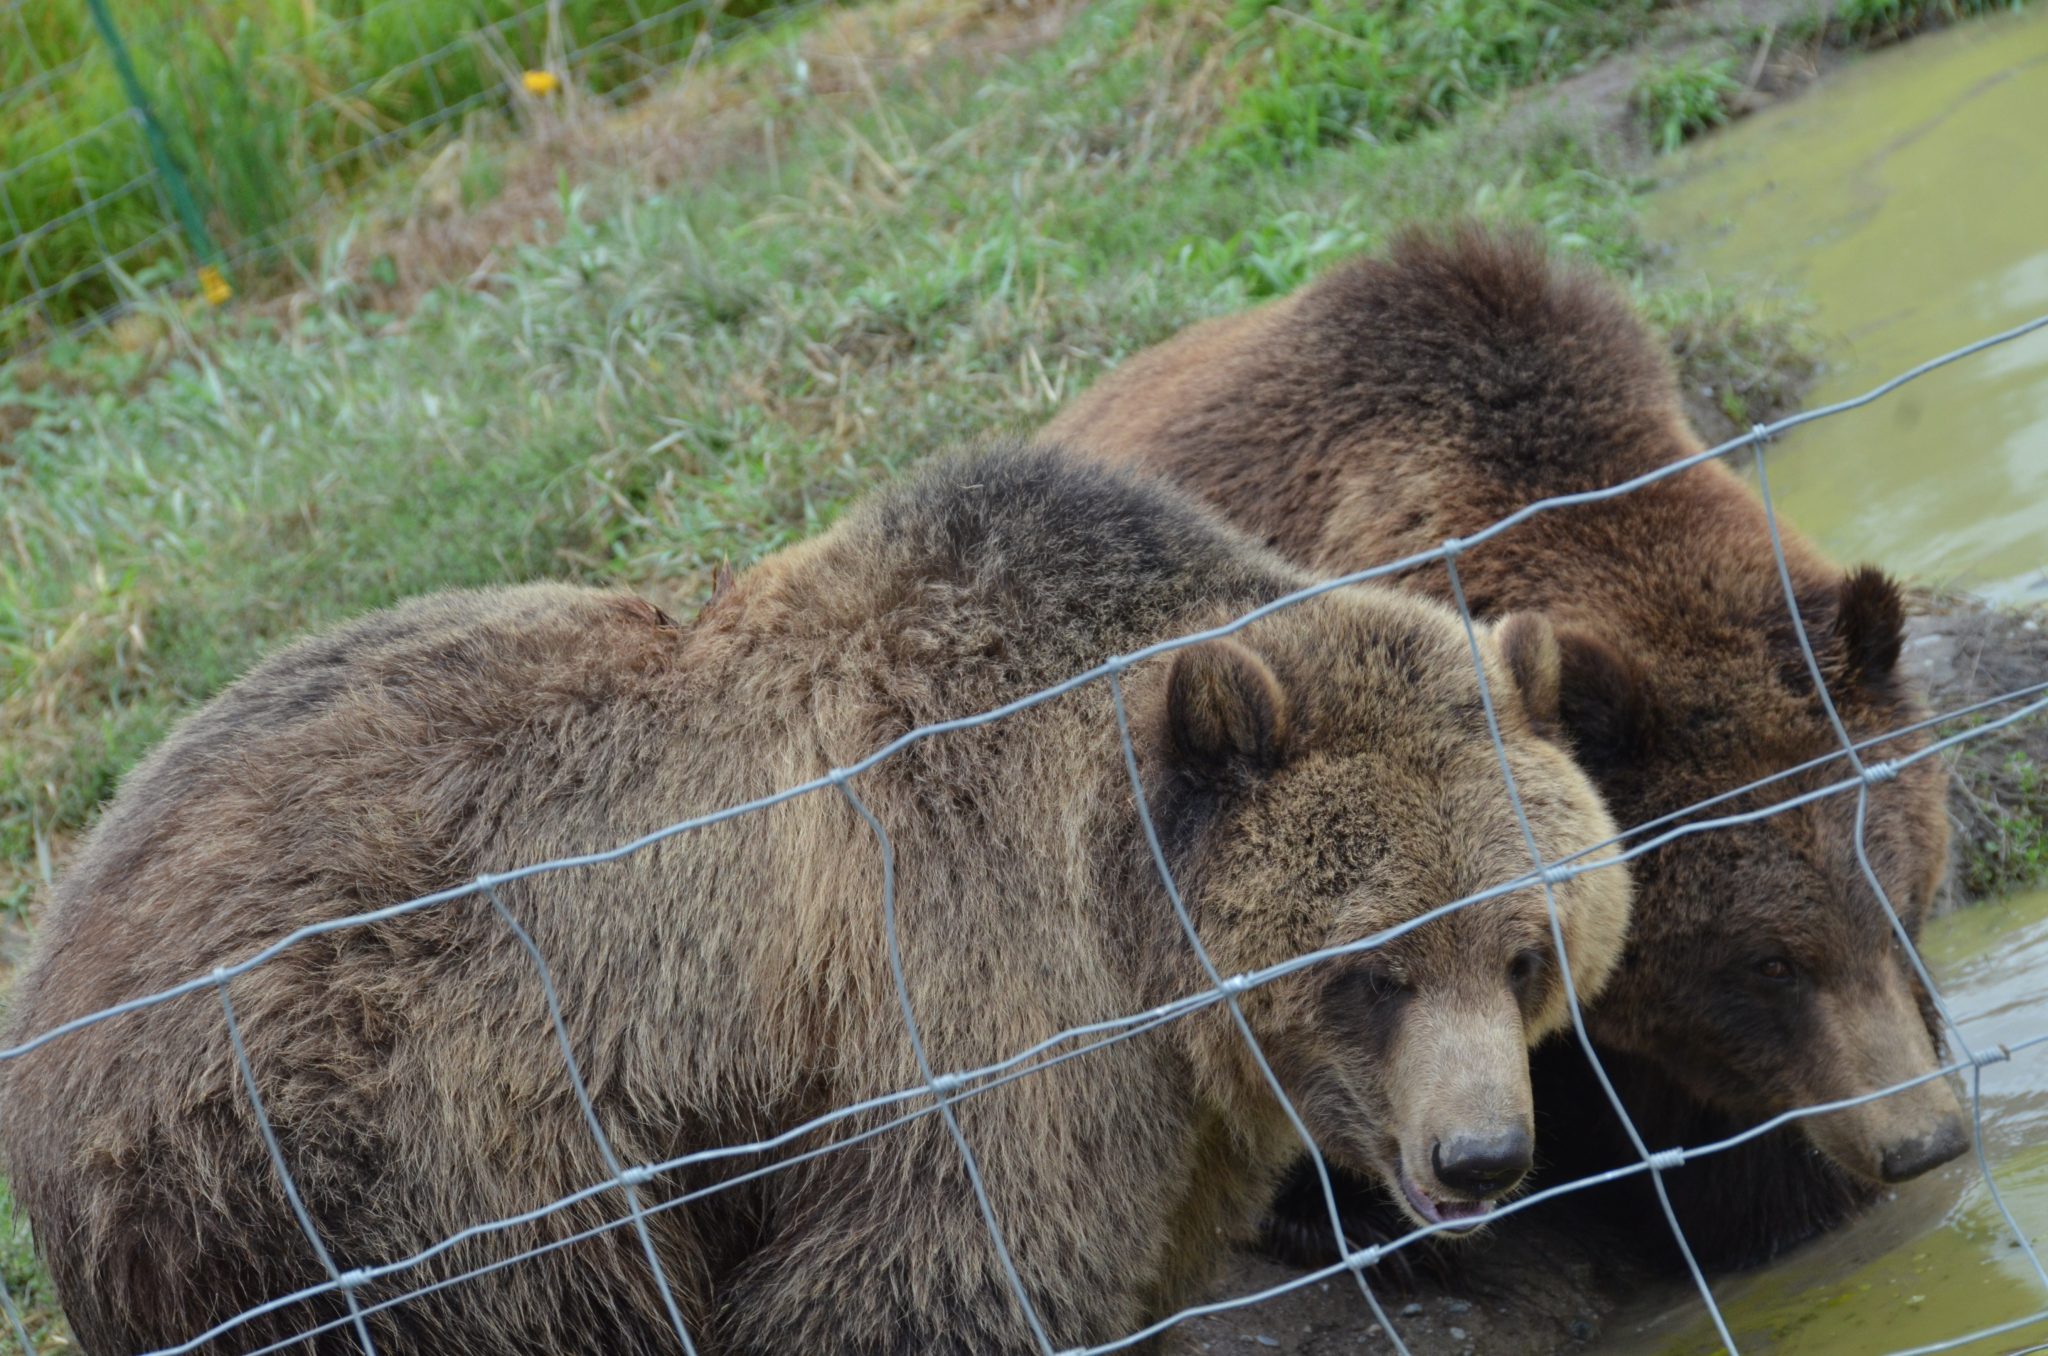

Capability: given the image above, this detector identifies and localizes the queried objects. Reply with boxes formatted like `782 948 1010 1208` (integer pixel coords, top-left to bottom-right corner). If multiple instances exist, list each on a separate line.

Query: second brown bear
1046 224 1967 1271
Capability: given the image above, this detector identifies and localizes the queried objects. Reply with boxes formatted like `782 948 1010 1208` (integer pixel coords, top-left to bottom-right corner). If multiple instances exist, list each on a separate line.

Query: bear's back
8 584 690 1039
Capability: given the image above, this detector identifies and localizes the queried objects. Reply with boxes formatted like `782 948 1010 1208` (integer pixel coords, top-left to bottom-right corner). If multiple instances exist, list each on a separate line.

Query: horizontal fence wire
0 318 2044 1356
0 110 140 190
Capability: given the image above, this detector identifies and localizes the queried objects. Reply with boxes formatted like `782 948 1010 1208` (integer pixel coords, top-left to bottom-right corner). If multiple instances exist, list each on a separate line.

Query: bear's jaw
1395 1167 1498 1231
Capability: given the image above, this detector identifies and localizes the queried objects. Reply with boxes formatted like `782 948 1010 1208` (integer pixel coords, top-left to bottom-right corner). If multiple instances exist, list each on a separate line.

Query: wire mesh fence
0 312 2045 1354
0 0 817 357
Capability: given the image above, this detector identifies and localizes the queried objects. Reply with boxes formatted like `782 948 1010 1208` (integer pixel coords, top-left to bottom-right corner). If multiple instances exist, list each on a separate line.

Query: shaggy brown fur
1045 226 1967 1271
0 445 1627 1354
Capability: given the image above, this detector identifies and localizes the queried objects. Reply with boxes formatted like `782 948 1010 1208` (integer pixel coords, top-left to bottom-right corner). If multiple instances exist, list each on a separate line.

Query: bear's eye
1327 964 1411 1008
1508 949 1545 989
1755 957 1797 983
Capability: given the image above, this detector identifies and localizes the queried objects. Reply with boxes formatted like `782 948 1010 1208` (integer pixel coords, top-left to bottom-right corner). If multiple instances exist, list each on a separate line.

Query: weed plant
1635 55 1741 152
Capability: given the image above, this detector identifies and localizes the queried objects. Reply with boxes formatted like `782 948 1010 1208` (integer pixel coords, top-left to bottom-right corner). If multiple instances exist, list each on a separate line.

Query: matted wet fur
1046 225 1965 1273
0 445 1627 1354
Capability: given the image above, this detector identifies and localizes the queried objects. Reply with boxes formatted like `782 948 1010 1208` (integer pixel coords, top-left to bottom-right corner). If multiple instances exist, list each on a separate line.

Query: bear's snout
1878 1115 1969 1184
1432 1126 1533 1196
1797 971 1969 1186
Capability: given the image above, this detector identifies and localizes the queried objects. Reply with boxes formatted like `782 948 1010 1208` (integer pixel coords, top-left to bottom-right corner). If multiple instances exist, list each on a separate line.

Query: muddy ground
1184 596 2048 1353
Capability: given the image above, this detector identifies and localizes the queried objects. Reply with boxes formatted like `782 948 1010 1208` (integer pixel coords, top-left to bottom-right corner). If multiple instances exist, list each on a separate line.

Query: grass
1214 0 1652 161
0 0 802 344
0 1196 58 1351
1634 54 1742 152
1965 751 2048 899
1645 281 1819 434
0 1178 61 1351
1834 0 2028 40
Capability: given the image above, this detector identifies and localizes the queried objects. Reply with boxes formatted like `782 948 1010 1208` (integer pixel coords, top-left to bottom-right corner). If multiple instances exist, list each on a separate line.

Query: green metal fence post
82 0 229 296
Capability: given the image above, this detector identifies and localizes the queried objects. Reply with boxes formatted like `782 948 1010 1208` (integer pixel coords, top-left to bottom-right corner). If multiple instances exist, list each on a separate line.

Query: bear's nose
1879 1115 1969 1184
1432 1127 1533 1196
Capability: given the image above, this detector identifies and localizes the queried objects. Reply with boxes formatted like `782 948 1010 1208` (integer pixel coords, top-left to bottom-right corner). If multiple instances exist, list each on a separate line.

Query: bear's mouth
1396 1170 1497 1231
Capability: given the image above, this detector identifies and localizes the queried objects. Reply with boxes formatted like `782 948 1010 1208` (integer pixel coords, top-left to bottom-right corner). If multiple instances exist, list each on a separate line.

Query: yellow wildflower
198 265 233 306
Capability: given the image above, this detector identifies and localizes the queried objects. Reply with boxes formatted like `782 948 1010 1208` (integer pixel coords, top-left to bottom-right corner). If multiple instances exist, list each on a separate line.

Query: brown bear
1043 225 1969 1272
0 444 1629 1354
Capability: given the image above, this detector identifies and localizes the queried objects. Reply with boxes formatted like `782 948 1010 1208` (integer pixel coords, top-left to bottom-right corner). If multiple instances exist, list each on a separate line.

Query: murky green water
1582 17 2048 1351
1649 8 2048 603
1607 889 2048 1354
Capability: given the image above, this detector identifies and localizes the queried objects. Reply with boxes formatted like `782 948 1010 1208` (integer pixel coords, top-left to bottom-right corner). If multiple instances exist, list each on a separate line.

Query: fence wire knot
1750 422 1774 448
1646 1147 1688 1172
1537 864 1570 887
1973 1045 2012 1068
926 1072 963 1097
335 1269 372 1291
1439 535 1467 558
1345 1244 1384 1272
1861 759 1901 784
1217 973 1253 997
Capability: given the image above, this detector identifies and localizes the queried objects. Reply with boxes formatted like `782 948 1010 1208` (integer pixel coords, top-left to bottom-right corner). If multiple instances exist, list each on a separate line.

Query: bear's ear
696 559 738 621
1552 625 1655 777
1493 612 1560 735
1164 639 1293 782
1834 566 1905 690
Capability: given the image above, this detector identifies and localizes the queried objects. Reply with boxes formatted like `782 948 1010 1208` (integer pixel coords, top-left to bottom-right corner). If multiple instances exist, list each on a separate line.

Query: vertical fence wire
0 1270 33 1356
484 880 702 1355
834 772 1059 1355
215 974 382 1355
0 5 90 119
400 7 456 126
1441 550 1741 1354
0 191 54 336
1749 436 2048 1302
1104 666 1413 1355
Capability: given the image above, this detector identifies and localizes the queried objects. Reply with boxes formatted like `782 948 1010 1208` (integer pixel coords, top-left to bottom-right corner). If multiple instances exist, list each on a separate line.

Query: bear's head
1546 565 1967 1186
1143 592 1632 1232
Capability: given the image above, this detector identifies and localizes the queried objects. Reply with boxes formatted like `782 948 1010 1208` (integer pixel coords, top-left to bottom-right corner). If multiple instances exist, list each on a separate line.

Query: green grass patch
1 0 803 344
1834 0 2027 41
0 1178 63 1352
1643 280 1820 430
1212 0 1653 164
1965 750 2048 898
1635 54 1742 152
